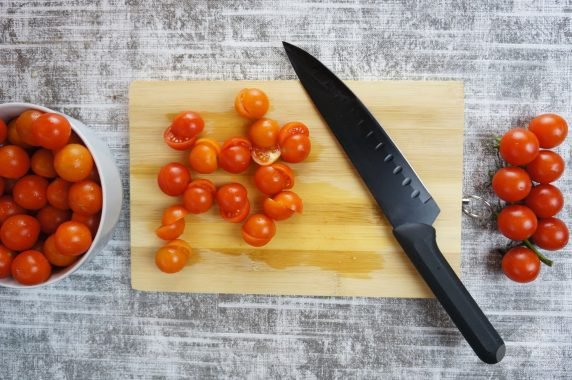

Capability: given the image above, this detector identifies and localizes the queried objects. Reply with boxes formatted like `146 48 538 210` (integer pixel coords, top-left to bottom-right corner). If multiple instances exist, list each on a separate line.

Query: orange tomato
0 215 41 251
11 250 51 285
14 110 43 146
0 145 30 179
47 178 72 210
161 204 189 225
188 138 221 174
253 163 294 195
278 122 311 163
54 144 94 182
36 206 71 235
251 145 280 166
248 118 280 148
12 175 49 210
31 113 71 150
263 191 303 221
7 119 32 149
68 180 103 216
234 88 269 119
155 219 185 240
155 245 188 274
72 212 101 237
241 214 276 247
43 234 78 267
31 149 57 178
165 239 192 257
54 221 93 256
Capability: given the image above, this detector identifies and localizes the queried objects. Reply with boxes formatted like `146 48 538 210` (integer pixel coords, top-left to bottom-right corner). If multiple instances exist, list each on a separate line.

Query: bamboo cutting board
129 80 464 298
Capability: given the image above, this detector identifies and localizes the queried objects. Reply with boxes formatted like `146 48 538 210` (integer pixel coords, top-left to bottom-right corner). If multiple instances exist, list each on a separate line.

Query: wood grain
129 80 464 297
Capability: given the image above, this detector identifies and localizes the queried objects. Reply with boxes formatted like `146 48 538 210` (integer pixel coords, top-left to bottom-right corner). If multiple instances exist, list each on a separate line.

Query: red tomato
0 145 30 179
501 246 540 283
497 205 537 241
72 212 100 237
528 113 568 148
216 183 250 223
278 122 311 163
499 128 539 166
188 138 220 174
31 149 57 178
263 191 303 221
54 221 93 256
11 250 51 285
8 119 32 149
68 180 103 216
532 217 569 251
157 162 191 196
170 111 204 140
37 206 71 235
31 113 71 150
491 167 532 202
526 150 564 184
14 110 43 146
248 118 280 148
253 163 294 195
43 234 78 267
219 137 252 174
165 239 192 257
241 214 276 247
251 145 281 166
234 88 269 119
278 121 310 145
0 245 13 278
155 244 188 274
0 119 7 144
47 178 72 210
524 184 563 218
161 204 189 225
54 144 94 182
0 196 25 224
163 127 197 151
155 219 185 240
183 179 216 214
12 175 49 210
0 215 41 251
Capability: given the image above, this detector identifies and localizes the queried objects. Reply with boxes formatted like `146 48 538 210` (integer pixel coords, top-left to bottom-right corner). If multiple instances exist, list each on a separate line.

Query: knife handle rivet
365 130 373 138
383 154 393 162
393 166 403 175
402 177 411 186
374 142 383 150
411 189 420 198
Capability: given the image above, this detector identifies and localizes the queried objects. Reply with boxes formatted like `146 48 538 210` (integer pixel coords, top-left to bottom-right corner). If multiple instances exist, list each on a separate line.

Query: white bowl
0 103 122 288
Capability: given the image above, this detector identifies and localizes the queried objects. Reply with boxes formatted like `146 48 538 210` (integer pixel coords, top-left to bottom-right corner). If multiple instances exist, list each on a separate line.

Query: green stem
523 240 553 267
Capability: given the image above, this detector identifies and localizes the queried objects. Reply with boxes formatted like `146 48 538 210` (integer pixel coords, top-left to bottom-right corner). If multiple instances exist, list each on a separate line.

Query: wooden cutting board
129 80 464 298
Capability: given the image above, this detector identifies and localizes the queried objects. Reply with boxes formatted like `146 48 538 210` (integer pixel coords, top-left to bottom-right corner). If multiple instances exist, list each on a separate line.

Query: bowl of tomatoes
0 103 122 288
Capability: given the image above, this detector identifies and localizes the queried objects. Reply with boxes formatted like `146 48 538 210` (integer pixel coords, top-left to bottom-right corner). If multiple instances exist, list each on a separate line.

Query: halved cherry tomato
0 119 7 145
161 205 189 225
163 127 197 151
222 202 250 223
532 217 569 251
0 145 30 179
0 215 41 251
155 244 188 273
188 138 220 174
526 150 564 184
263 191 303 221
0 195 25 224
13 175 49 210
0 245 13 278
165 239 192 257
248 118 280 148
528 113 568 148
184 179 216 214
68 180 103 216
234 88 269 119
219 137 252 174
43 234 78 267
278 122 311 163
241 214 276 247
54 221 93 256
14 110 43 146
216 183 250 223
31 149 57 178
524 184 563 218
72 212 100 237
492 167 532 202
11 250 51 285
157 162 191 196
502 246 540 283
251 145 280 166
278 121 310 145
32 113 71 150
171 111 204 140
156 218 185 240
37 205 71 235
497 205 537 241
253 163 294 195
47 178 72 210
499 128 539 166
54 144 94 182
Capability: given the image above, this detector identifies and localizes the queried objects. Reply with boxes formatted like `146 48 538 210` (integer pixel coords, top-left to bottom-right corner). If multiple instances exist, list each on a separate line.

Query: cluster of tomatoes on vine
153 88 311 274
492 113 568 283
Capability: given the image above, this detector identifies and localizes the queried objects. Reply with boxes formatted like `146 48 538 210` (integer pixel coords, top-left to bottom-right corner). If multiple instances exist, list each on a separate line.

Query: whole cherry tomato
241 214 276 247
31 149 57 178
184 179 216 214
14 110 43 146
47 178 72 210
248 118 280 148
528 113 568 148
72 212 101 237
278 122 311 163
0 145 30 179
251 145 280 166
0 119 7 144
12 175 49 210
155 244 188 274
32 113 71 150
155 219 186 240
43 234 78 267
234 88 269 119
216 183 250 223
68 180 103 216
54 144 94 182
11 250 52 285
161 204 189 225
491 167 531 202
0 215 41 251
499 128 539 166
8 119 31 149
501 246 540 283
0 245 13 278
37 206 71 235
497 205 537 241
0 196 25 224
253 163 294 195
157 162 191 196
54 221 93 256
526 150 564 184
532 217 569 251
170 111 204 140
188 138 220 174
219 137 252 174
263 191 303 221
524 184 563 218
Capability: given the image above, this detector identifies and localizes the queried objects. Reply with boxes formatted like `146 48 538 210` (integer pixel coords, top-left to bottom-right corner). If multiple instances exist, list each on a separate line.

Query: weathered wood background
1 1 571 378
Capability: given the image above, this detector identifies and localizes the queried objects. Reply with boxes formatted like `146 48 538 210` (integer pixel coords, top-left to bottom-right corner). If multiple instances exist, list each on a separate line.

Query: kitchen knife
283 41 505 364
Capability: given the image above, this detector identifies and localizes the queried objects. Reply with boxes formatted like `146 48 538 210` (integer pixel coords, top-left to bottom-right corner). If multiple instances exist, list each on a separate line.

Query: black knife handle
393 223 505 364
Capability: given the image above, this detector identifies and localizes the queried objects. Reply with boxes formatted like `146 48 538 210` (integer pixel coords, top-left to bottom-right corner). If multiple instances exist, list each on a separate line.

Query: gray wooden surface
1 1 571 378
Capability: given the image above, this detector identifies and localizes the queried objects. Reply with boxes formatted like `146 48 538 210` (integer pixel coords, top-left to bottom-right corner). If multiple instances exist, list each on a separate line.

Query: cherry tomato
491 167 531 202
163 127 197 151
0 119 8 145
248 118 280 148
31 149 57 178
155 219 186 240
499 128 539 166
165 239 192 257
526 150 564 184
253 163 294 195
161 204 189 225
0 195 25 224
157 162 191 196
183 179 216 214
47 178 72 210
54 144 94 182
263 191 303 221
68 180 103 216
11 250 51 285
0 215 41 251
278 121 310 145
14 110 43 146
155 244 188 274
188 138 220 174
86 165 100 183
12 175 49 210
72 212 100 237
219 137 252 174
216 183 250 223
31 113 71 150
0 145 30 179
170 111 204 140
251 145 280 166
0 245 13 278
278 122 311 163
532 217 569 251
43 234 78 267
501 246 540 283
241 214 276 247
37 206 71 235
234 88 269 119
8 119 31 149
524 184 563 218
528 113 568 148
54 221 93 256
497 205 537 241
0 178 3 197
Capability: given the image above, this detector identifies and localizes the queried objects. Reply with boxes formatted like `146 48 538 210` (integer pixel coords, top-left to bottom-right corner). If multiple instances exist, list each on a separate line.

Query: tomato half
184 179 216 214
219 137 252 174
0 145 30 179
161 204 189 225
163 126 197 151
278 122 310 145
0 195 25 224
524 184 563 218
531 217 569 251
156 218 186 240
43 234 78 267
47 178 72 210
253 163 294 195
501 246 540 283
14 110 43 146
170 111 204 140
13 175 49 210
248 118 280 149
37 205 71 235
251 145 281 166
157 162 191 196
54 221 93 256
263 191 303 221
165 239 192 256
188 138 220 174
0 245 13 278
54 144 94 182
32 113 71 150
499 128 539 166
492 167 531 202
241 214 276 247
68 180 103 216
234 88 269 119
11 250 51 285
528 113 568 148
31 149 57 178
497 205 537 241
0 215 41 251
526 150 564 184
155 244 188 274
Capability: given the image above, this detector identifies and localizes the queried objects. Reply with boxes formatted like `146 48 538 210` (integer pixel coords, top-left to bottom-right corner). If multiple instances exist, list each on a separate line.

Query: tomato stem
523 240 553 267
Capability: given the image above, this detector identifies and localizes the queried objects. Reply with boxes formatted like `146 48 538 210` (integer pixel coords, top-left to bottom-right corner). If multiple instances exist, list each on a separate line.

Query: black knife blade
283 41 505 364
